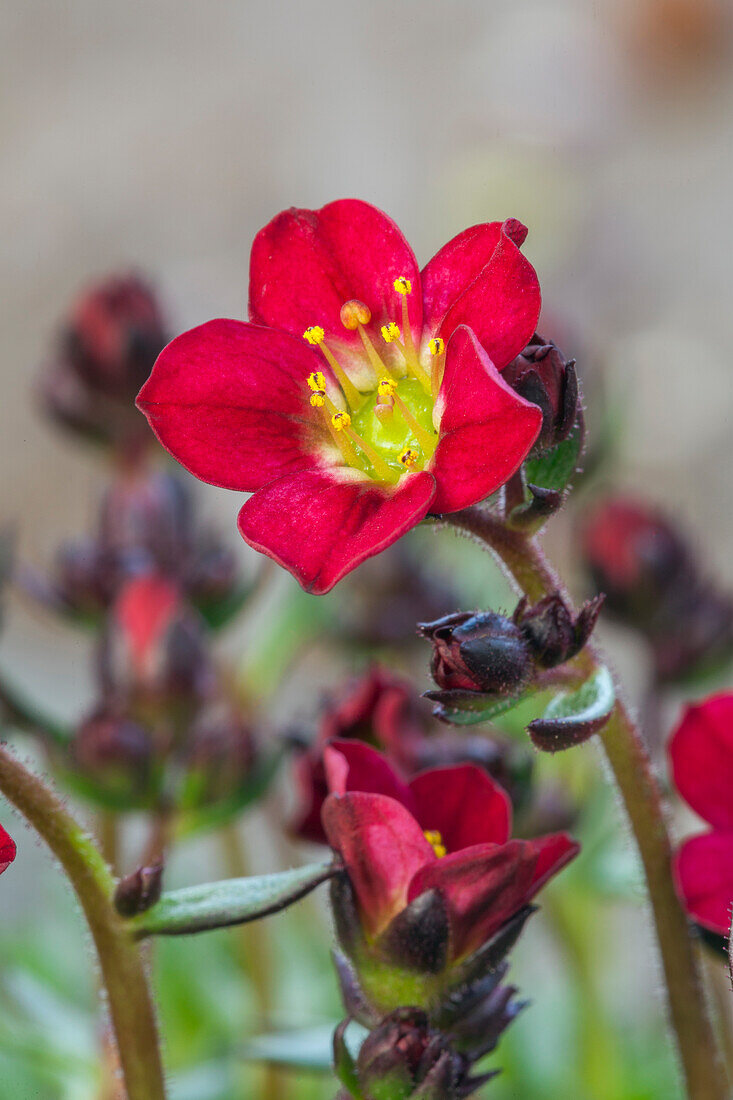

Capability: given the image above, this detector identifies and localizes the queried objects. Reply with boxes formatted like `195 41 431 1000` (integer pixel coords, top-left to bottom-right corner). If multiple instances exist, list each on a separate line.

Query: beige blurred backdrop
2 0 733 700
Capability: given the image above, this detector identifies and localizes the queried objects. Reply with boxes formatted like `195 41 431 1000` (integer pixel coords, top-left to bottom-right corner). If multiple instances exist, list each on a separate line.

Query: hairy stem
444 505 729 1100
0 743 166 1100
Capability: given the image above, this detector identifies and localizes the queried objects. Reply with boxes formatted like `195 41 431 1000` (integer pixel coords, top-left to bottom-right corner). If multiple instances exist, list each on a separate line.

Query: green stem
0 743 166 1100
444 505 729 1100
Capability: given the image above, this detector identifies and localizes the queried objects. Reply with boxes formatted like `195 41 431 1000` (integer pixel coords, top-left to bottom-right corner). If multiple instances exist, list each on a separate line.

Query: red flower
0 824 16 876
138 201 542 594
669 692 733 936
322 740 578 960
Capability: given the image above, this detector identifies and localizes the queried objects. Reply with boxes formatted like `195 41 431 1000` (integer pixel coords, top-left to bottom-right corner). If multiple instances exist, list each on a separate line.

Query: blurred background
2 1 733 1097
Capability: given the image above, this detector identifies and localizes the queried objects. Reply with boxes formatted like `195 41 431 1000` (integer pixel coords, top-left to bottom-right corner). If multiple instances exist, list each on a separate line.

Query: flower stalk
442 504 729 1100
0 743 166 1100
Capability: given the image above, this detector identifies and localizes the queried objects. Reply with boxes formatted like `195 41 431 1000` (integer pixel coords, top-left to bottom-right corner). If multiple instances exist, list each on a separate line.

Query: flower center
423 829 447 858
302 277 446 484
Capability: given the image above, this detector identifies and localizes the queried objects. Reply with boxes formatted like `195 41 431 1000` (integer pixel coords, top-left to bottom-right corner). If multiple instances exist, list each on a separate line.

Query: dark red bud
503 335 580 454
418 612 532 695
514 593 603 669
114 863 163 917
73 710 156 799
179 705 255 807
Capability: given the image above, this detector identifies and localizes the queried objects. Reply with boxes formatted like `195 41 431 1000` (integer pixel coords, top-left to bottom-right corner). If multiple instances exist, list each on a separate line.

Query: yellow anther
308 371 326 391
399 447 419 469
310 392 326 408
303 326 325 346
381 322 401 343
394 276 412 296
378 378 397 397
428 337 445 356
424 829 447 858
340 300 372 330
331 411 352 432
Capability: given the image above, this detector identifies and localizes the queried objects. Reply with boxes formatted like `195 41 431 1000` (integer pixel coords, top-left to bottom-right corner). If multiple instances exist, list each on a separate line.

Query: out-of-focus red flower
580 496 733 683
0 824 16 875
41 273 168 450
100 572 212 705
138 200 543 593
322 741 578 959
669 693 733 936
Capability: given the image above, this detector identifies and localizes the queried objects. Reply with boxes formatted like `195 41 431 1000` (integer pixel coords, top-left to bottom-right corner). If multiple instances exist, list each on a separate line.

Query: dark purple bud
418 612 532 695
503 334 580 455
114 863 163 917
73 709 156 800
514 593 603 669
355 1009 468 1100
178 704 255 807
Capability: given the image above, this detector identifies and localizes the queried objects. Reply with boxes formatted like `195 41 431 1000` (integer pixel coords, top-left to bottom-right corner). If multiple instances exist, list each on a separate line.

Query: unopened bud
114 863 163 917
418 612 532 695
503 334 580 455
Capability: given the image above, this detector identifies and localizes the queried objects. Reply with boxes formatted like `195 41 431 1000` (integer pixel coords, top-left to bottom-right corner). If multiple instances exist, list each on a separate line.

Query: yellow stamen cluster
303 326 325 345
331 411 351 432
429 337 445 356
378 378 397 397
394 276 412 296
399 447 419 468
424 829 447 858
308 371 326 391
381 321 401 343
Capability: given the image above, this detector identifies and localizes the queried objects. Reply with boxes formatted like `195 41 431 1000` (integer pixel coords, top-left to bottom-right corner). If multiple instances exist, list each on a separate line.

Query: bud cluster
580 496 733 683
419 592 602 707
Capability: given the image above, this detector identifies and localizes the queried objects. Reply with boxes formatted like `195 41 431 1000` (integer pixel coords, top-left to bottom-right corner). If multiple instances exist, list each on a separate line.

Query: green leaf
541 666 615 725
129 861 337 938
524 420 583 495
426 692 527 727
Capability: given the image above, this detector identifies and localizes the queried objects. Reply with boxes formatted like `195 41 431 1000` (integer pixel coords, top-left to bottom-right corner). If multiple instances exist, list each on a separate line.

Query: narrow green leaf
129 861 337 938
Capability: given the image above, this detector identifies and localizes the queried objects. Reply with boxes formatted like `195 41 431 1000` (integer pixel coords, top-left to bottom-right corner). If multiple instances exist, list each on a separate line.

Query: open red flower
322 740 578 960
669 692 733 936
0 824 16 876
138 200 542 593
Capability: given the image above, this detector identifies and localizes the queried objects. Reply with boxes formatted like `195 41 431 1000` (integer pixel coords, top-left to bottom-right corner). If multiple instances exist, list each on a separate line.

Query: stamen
340 299 396 382
303 326 363 409
428 336 445 396
332 409 396 483
399 447 420 469
381 322 401 343
308 370 327 391
423 829 447 858
393 277 412 296
390 277 430 392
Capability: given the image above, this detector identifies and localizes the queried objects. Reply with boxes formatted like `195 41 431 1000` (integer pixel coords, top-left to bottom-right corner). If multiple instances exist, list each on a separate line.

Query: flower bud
99 574 212 707
513 592 604 669
355 1010 468 1100
72 709 157 803
114 863 163 917
178 704 255 808
418 612 532 695
40 273 168 450
503 334 580 454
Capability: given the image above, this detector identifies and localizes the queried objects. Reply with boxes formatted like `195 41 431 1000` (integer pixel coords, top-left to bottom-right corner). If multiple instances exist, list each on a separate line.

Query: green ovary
350 379 437 479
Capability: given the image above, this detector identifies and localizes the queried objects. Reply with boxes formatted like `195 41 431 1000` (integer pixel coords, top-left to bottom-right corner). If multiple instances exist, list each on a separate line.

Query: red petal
429 326 541 514
249 200 422 356
114 574 179 674
324 741 416 812
436 222 540 370
408 841 536 959
322 791 435 936
137 319 318 492
674 832 733 936
0 824 16 875
421 219 527 337
409 765 512 851
669 694 733 831
525 832 580 892
238 468 435 594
